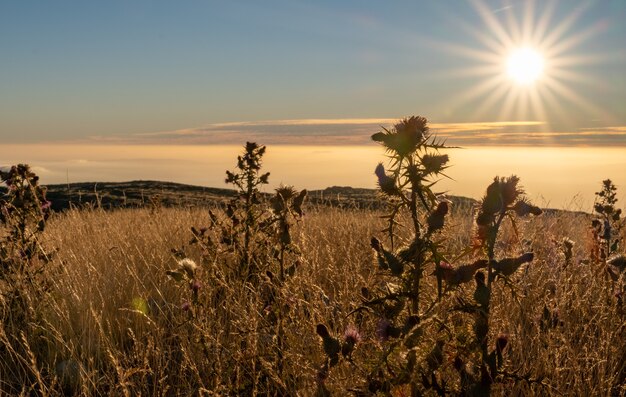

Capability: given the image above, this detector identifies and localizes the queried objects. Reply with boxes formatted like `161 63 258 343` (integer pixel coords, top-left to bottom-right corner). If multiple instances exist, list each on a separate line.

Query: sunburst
433 0 613 136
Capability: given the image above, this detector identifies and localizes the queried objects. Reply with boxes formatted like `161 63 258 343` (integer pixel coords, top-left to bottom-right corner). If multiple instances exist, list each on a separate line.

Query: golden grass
1 204 624 396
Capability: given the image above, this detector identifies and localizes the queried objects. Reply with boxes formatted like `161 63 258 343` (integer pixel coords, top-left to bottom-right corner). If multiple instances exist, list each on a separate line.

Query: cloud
86 119 626 146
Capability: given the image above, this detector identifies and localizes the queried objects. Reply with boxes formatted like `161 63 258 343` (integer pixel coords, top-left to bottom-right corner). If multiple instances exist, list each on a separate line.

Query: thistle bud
370 237 382 252
427 201 449 233
374 163 397 196
422 154 449 175
495 333 509 353
513 200 542 217
316 324 330 339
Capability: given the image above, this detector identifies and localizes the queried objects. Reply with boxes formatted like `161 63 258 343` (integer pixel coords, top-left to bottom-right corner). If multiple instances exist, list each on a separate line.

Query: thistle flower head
371 116 429 157
271 185 296 213
276 185 297 201
41 200 52 211
482 175 524 214
343 325 362 345
316 324 331 339
501 175 522 206
370 236 382 252
190 280 202 291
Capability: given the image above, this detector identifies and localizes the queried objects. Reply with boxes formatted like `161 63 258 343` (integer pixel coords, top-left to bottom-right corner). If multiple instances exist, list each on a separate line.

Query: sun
432 0 611 128
506 48 544 85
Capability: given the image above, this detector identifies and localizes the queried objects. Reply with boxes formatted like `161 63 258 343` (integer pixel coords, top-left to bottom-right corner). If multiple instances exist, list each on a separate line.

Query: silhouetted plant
224 142 271 278
268 185 307 282
0 164 52 315
453 175 542 395
169 145 308 394
316 116 457 395
0 164 53 391
591 179 624 281
562 237 575 268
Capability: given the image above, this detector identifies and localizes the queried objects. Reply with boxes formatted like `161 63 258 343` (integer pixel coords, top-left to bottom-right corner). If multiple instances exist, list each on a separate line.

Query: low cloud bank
87 119 626 146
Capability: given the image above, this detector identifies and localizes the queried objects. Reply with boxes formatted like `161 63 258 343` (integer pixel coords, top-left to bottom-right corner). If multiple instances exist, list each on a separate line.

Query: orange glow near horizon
1 143 625 210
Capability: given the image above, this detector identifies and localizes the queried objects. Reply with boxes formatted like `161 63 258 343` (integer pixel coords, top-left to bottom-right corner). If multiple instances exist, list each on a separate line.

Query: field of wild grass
1 118 625 396
0 203 621 396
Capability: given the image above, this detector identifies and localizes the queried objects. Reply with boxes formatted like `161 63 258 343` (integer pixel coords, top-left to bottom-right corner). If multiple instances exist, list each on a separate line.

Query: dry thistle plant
166 143 308 394
315 116 459 395
452 175 542 395
222 141 272 279
0 164 53 391
591 179 624 281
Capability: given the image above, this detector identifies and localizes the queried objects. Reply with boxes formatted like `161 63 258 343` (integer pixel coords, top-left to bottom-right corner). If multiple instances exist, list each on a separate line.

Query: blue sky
1 0 625 145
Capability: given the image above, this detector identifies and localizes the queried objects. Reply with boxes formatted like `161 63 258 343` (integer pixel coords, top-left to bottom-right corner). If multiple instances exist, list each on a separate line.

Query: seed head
178 258 198 278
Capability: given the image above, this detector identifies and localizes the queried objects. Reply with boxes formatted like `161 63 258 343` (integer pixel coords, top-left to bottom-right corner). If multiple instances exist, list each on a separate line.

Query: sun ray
527 85 551 136
543 77 614 123
469 0 514 48
521 0 536 44
473 81 511 121
449 12 508 54
539 2 590 50
438 0 613 130
498 85 522 121
504 4 522 44
448 75 507 112
436 65 503 79
531 0 557 45
545 23 604 57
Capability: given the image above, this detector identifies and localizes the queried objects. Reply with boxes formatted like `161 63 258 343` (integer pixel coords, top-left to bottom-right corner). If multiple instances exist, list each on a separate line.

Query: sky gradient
1 0 625 145
1 1 625 208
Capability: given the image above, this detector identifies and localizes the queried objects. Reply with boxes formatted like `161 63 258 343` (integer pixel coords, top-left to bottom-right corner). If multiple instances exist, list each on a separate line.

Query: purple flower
344 325 362 345
376 318 391 342
181 302 191 311
190 280 202 291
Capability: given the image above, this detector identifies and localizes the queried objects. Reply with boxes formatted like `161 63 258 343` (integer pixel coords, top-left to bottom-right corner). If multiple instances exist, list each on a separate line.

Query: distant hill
39 180 479 212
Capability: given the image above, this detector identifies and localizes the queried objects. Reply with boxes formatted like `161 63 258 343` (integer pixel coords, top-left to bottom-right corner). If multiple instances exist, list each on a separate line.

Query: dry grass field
0 201 623 396
1 125 624 396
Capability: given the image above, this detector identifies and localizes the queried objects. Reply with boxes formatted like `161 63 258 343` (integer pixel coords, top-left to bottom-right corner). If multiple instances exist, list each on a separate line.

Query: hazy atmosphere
2 2 626 396
2 0 626 208
0 0 626 200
